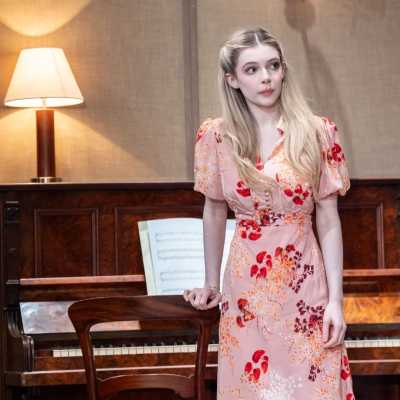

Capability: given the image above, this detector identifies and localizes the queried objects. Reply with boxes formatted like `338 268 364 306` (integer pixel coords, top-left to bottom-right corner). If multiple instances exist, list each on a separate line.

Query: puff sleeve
317 117 351 200
193 118 225 201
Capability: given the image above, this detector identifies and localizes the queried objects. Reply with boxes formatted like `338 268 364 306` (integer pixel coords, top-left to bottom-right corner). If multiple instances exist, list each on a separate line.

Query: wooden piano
1 181 400 400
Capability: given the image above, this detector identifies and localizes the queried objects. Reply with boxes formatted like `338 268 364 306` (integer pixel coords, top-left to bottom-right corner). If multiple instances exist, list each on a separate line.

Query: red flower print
346 394 355 400
257 267 267 278
286 244 295 252
236 298 255 327
275 246 283 257
261 359 268 373
238 219 262 241
294 300 324 338
196 129 206 142
327 142 345 163
252 349 265 363
284 188 293 197
255 155 264 171
243 350 269 383
256 251 267 263
250 264 258 277
195 120 213 142
237 298 248 310
236 180 251 197
249 231 261 240
252 368 261 381
293 196 303 205
341 355 351 380
250 251 272 280
244 362 252 373
283 184 310 206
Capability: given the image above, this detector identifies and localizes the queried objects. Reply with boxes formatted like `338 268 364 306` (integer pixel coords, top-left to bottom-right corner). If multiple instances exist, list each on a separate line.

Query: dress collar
276 115 284 135
255 116 285 169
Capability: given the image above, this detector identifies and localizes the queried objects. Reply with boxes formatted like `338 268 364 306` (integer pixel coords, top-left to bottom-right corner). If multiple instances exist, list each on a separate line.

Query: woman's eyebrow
242 57 280 67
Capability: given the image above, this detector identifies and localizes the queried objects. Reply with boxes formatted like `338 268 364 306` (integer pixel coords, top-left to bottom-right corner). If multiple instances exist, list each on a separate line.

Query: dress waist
235 210 312 229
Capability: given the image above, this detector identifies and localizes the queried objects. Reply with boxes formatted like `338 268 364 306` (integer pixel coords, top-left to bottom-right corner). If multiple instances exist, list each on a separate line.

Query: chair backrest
68 295 220 400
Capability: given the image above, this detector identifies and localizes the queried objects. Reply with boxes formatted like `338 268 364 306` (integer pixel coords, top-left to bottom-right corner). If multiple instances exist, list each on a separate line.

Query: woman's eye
246 67 256 73
270 61 281 70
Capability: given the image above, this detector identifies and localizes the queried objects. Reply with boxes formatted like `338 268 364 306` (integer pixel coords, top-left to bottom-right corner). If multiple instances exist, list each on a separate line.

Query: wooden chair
68 295 220 400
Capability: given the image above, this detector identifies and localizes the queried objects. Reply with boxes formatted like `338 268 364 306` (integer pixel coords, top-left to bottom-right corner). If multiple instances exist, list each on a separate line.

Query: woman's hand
182 287 222 310
322 300 347 348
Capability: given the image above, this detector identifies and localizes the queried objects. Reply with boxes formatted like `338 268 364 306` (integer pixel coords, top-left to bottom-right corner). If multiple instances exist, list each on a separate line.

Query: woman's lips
259 89 274 96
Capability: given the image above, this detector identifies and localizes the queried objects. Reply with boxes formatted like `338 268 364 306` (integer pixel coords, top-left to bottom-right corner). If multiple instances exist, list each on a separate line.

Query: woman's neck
247 102 281 130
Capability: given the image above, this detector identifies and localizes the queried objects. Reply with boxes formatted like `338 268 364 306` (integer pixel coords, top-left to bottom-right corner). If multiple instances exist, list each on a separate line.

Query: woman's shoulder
312 114 339 131
312 114 340 146
196 116 225 143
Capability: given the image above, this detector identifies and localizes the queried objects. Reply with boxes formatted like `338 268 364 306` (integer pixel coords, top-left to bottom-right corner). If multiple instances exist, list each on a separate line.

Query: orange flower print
274 244 314 295
250 250 272 280
283 184 310 206
238 219 262 241
236 180 251 197
341 355 351 380
236 298 255 327
243 349 269 383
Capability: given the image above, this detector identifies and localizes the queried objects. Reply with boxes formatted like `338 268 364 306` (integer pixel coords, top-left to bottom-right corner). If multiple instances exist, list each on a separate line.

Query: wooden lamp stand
31 110 62 183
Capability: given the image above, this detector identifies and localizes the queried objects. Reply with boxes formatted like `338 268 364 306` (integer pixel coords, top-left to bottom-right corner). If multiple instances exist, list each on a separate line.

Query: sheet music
138 218 235 295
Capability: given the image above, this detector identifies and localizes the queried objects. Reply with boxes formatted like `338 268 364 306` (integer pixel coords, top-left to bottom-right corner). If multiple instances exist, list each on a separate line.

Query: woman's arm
203 196 228 290
316 194 347 348
183 196 227 309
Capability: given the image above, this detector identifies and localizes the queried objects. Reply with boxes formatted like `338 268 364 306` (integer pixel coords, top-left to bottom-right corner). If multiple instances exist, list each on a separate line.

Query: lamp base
31 176 62 183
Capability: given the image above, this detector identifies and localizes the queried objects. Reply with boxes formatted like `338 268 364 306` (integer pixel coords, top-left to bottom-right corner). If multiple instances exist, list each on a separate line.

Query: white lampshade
4 48 84 108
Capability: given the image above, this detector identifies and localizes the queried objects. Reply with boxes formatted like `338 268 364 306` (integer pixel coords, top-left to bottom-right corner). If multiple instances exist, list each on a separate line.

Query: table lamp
4 48 84 182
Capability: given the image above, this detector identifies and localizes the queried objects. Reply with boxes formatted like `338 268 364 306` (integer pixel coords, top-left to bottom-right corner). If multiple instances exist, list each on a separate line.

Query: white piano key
136 346 144 354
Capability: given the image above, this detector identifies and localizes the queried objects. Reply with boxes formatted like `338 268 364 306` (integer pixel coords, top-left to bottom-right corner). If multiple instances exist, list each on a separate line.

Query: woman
183 27 355 400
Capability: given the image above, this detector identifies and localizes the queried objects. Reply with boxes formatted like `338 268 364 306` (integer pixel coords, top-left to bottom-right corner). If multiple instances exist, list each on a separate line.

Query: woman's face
226 44 285 110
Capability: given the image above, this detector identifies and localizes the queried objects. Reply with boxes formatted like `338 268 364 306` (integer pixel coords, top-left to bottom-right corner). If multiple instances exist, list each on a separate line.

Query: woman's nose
261 68 271 82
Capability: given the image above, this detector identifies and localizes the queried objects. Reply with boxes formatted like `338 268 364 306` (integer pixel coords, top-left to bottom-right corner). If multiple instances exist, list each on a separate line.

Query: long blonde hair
218 27 325 198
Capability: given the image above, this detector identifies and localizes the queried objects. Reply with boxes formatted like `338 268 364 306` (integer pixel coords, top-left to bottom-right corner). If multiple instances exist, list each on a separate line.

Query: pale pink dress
193 116 355 400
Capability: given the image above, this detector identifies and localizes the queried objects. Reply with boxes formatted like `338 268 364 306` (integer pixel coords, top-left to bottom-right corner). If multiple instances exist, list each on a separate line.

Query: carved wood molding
34 208 99 277
340 202 385 268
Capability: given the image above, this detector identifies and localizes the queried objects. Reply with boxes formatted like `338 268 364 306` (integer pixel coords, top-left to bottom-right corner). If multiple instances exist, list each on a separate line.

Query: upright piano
1 181 400 400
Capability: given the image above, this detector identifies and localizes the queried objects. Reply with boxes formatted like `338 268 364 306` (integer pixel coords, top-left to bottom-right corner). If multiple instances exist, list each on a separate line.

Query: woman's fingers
182 288 222 310
205 293 222 309
194 291 208 308
323 321 346 348
322 316 331 343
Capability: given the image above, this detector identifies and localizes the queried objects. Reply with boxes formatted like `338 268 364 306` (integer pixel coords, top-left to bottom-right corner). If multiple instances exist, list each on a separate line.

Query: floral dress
193 116 355 400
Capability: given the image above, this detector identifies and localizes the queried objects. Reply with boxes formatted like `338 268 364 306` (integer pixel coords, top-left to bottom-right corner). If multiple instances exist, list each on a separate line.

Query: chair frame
68 295 220 400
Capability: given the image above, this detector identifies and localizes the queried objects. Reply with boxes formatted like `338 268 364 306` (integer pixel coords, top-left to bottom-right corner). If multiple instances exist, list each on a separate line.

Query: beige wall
0 0 399 182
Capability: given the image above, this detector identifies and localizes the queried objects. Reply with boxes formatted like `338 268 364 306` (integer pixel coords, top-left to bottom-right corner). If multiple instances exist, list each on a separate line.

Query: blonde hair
218 27 325 199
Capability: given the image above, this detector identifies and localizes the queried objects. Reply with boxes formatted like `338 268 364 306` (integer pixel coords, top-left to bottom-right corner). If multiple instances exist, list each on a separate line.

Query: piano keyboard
53 338 400 358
